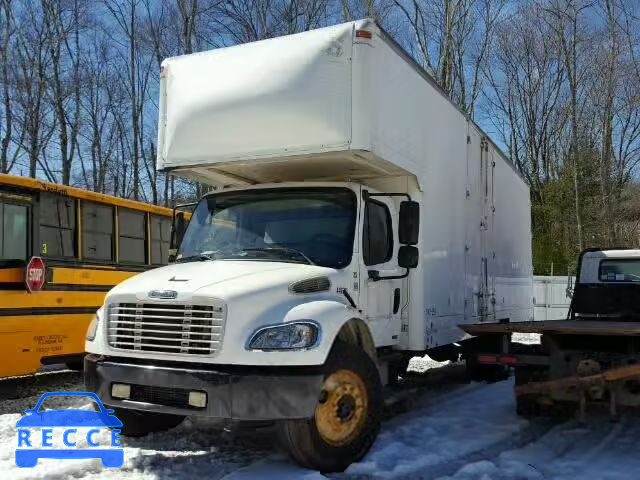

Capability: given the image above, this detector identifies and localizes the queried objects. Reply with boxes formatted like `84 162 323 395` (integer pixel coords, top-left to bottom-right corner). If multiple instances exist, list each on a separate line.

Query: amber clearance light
355 30 372 39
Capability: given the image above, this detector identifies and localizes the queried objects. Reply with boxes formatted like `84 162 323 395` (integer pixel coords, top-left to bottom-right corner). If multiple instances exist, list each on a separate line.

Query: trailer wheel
515 366 545 418
110 407 185 437
279 340 382 472
465 355 509 383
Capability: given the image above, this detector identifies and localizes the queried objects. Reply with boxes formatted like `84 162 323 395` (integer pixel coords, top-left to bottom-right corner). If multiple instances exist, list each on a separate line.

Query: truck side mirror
398 245 419 269
399 201 419 245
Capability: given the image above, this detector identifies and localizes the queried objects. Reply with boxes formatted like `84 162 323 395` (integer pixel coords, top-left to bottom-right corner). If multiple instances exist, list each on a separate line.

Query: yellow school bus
0 173 175 378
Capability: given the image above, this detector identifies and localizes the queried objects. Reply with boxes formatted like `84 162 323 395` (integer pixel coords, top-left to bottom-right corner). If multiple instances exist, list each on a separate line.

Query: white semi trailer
85 19 533 471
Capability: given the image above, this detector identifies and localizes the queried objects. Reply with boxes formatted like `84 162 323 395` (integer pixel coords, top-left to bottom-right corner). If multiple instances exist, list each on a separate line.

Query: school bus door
0 191 38 377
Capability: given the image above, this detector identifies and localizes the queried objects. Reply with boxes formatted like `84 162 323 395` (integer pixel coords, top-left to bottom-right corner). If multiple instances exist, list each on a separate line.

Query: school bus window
82 201 114 261
119 208 146 264
0 201 28 260
151 215 171 265
40 193 76 258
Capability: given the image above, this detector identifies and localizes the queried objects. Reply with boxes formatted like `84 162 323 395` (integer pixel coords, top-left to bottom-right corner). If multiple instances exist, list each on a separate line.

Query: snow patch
346 380 528 478
408 354 450 373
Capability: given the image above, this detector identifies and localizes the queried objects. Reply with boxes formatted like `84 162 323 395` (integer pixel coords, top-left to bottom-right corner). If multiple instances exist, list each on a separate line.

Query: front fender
242 300 365 366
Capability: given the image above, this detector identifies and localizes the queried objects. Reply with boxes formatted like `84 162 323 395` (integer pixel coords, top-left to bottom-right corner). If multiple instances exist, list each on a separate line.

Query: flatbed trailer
462 320 640 337
460 249 640 421
461 319 640 420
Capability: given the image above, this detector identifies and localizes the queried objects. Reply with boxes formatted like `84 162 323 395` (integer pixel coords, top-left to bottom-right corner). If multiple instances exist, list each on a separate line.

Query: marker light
356 30 372 39
86 307 103 341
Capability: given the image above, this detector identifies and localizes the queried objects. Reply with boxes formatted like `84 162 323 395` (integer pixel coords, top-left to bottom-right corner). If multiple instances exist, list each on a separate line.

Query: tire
427 344 459 363
279 340 383 472
514 366 545 418
64 356 84 371
515 393 541 418
388 357 411 386
465 355 509 383
110 407 185 437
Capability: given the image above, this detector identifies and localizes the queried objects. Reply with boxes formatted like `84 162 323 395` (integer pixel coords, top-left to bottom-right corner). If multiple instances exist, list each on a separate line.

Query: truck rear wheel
279 340 382 472
111 407 185 437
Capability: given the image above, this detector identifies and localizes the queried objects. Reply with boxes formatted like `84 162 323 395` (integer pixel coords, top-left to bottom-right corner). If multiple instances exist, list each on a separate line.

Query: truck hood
107 260 335 302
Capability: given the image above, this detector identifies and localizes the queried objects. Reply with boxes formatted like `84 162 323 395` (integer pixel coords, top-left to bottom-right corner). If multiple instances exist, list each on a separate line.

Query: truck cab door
358 195 403 346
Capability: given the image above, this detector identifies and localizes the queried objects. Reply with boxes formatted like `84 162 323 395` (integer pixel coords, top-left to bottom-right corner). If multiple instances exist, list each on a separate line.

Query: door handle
393 288 401 314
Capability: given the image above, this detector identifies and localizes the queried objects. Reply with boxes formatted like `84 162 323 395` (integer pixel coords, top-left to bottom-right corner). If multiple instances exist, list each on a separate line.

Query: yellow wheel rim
315 369 369 446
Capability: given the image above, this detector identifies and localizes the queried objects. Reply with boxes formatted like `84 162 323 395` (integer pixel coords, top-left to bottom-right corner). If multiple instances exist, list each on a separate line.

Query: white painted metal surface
579 249 640 284
533 276 572 321
87 20 533 365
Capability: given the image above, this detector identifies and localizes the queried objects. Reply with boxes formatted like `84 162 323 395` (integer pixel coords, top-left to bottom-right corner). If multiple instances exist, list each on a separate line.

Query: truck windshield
178 188 357 269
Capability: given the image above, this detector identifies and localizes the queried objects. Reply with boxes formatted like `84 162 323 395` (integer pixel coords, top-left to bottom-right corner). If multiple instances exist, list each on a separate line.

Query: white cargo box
158 20 471 187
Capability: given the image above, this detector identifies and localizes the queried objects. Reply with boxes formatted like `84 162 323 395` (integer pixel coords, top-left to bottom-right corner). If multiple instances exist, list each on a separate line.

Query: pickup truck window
599 259 640 282
178 188 357 269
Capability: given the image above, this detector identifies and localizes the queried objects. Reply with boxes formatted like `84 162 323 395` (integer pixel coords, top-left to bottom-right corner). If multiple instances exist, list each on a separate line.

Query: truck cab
85 181 421 471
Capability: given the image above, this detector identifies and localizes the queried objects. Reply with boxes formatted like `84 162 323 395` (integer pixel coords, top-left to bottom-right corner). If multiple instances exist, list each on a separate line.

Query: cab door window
363 200 393 266
0 201 28 260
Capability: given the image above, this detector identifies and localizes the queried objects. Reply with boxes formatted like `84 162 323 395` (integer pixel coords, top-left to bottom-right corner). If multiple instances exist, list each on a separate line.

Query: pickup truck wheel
279 341 382 472
111 407 185 437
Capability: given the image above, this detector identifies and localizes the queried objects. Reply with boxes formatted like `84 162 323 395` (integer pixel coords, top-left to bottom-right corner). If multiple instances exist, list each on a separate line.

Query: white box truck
85 19 532 471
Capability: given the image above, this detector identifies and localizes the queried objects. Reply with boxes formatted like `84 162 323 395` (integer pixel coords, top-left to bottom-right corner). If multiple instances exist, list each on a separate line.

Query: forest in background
1 0 639 274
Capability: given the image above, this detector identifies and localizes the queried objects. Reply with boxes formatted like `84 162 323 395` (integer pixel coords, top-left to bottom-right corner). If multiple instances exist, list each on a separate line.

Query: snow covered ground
1 364 637 480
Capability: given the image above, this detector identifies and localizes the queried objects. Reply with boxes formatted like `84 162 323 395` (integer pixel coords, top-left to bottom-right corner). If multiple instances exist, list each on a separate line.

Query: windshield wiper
241 247 315 265
176 252 216 263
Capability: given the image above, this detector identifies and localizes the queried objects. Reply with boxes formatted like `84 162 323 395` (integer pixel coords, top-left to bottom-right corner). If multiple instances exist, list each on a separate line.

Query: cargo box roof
157 19 520 188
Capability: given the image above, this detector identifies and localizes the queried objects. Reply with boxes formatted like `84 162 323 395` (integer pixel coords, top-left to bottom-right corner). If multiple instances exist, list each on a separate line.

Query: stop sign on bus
25 257 46 292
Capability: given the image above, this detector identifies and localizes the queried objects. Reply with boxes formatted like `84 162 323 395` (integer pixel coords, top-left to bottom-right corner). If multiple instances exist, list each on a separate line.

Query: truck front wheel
112 407 185 437
279 340 382 472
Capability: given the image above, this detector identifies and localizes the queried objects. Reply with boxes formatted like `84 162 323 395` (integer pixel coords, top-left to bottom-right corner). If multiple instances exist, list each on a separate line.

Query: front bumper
84 355 324 420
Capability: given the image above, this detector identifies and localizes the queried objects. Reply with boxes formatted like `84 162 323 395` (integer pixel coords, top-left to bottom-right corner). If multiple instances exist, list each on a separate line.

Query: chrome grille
107 302 225 355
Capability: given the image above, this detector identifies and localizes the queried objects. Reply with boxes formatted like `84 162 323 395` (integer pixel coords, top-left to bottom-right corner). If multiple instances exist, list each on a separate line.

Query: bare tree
543 0 594 251
103 0 149 200
0 0 18 173
394 0 506 115
483 2 567 204
41 0 85 185
211 0 331 44
12 0 56 179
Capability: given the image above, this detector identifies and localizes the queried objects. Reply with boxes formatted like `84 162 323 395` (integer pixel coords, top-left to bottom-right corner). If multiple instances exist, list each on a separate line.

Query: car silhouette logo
15 391 124 468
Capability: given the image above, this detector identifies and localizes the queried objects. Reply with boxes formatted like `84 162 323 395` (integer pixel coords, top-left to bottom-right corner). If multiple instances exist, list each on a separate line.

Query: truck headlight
86 307 103 341
247 322 319 350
